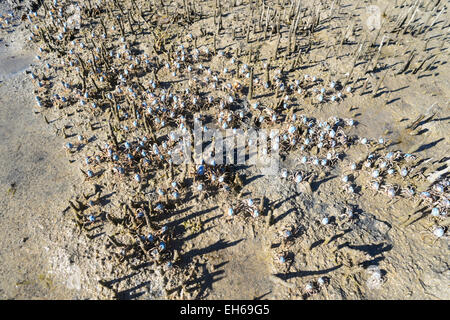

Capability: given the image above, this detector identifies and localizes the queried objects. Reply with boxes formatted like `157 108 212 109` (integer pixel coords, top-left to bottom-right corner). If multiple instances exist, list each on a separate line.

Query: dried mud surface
0 0 449 300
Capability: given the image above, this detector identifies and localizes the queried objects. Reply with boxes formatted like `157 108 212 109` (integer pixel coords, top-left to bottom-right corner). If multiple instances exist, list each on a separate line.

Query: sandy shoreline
0 0 449 300
0 2 87 299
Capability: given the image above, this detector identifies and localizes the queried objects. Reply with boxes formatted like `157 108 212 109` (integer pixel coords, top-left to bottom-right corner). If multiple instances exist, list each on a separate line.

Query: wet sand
0 3 85 299
0 0 449 300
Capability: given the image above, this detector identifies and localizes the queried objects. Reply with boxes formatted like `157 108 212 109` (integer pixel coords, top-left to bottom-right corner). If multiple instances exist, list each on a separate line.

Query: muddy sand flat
0 0 449 300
